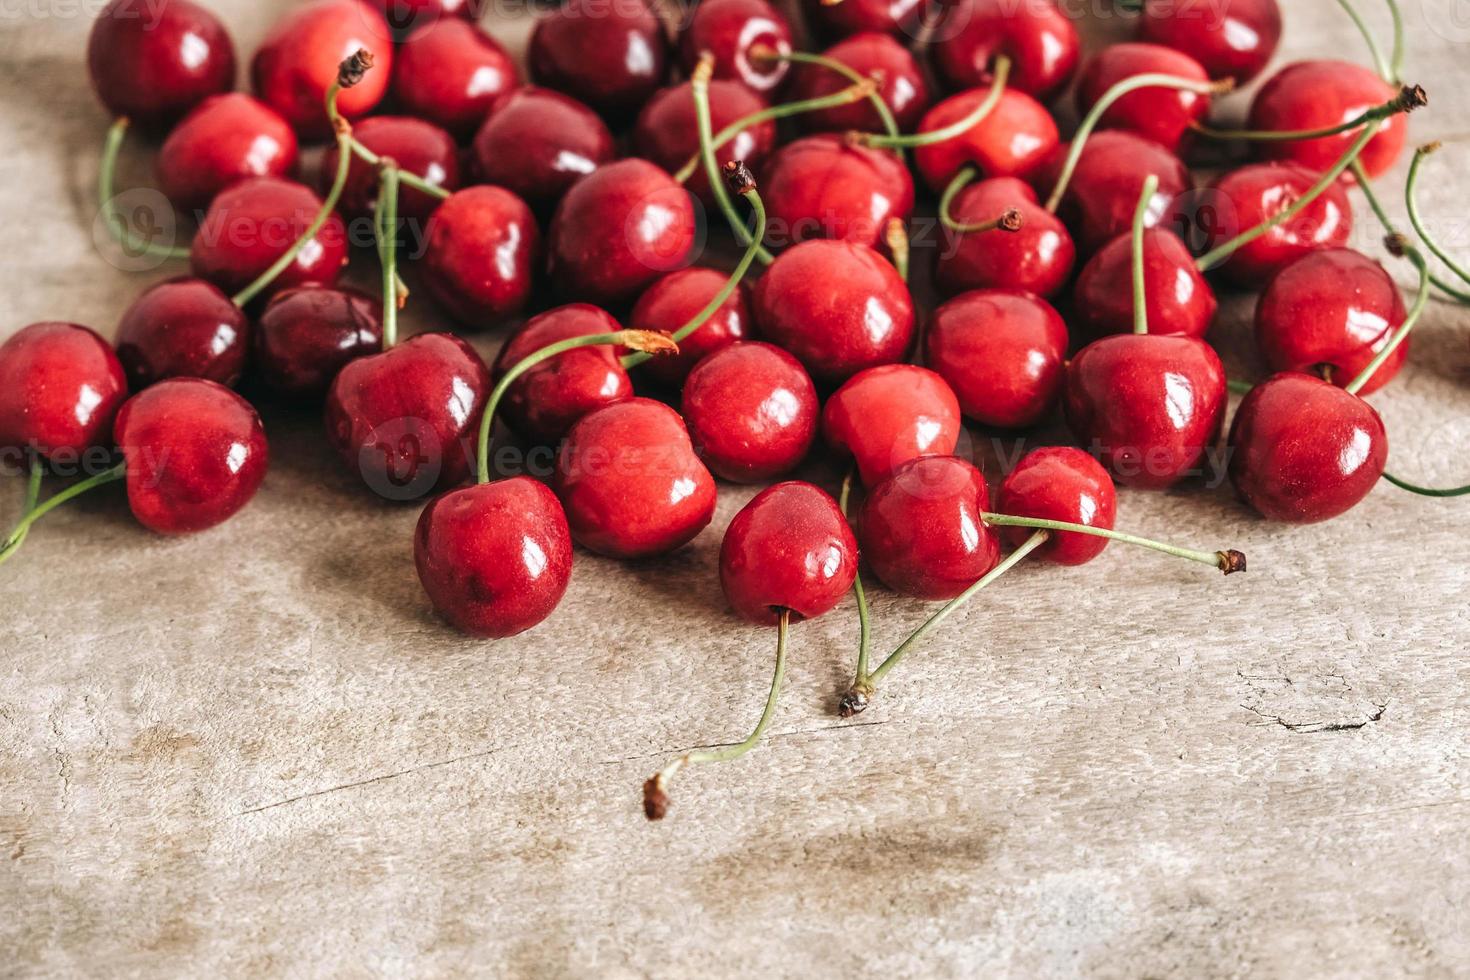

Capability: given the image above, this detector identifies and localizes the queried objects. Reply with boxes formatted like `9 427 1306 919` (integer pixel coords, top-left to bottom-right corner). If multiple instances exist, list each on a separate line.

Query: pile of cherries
1 0 1463 819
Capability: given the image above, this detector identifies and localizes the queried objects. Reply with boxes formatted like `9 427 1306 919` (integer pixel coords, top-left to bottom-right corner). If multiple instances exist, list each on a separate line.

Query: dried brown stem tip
692 51 715 86
1384 232 1410 257
837 687 870 718
1398 85 1429 112
1218 550 1247 575
748 42 782 67
643 775 669 820
337 49 374 89
999 208 1024 233
723 160 757 195
1211 77 1237 95
621 330 680 356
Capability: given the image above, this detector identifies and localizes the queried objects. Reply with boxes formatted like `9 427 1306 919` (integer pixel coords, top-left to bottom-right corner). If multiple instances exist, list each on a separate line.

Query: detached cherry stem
837 469 873 718
98 117 192 262
692 53 775 265
938 166 1024 234
1130 173 1160 336
854 55 1011 150
1344 233 1430 396
1191 84 1424 142
748 44 901 151
0 461 127 568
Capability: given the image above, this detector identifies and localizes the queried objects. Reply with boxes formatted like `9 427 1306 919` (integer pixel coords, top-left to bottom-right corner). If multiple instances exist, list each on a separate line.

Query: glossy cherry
913 86 1059 193
936 176 1075 298
995 447 1117 566
529 0 668 120
251 0 393 140
414 477 573 637
471 88 615 211
633 81 775 207
1193 162 1352 287
253 286 383 397
1033 130 1192 253
679 0 794 95
788 33 930 134
422 186 540 327
0 323 127 460
1137 0 1282 83
761 135 913 248
87 0 236 131
720 481 858 624
114 378 269 534
627 268 750 387
682 342 819 483
320 116 461 223
391 20 518 140
114 278 250 389
156 95 298 215
823 365 961 486
1074 228 1216 339
803 0 923 40
491 305 632 444
190 177 347 300
930 0 1080 101
366 0 481 36
1247 60 1408 179
553 398 717 559
924 289 1068 428
1075 43 1211 153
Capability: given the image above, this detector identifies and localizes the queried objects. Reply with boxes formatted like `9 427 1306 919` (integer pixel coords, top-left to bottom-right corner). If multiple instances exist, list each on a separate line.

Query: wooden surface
3 2 1469 976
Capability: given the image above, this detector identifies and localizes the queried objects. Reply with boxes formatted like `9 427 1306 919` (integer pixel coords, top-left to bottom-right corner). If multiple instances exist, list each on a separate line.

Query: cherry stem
1350 158 1470 304
1382 472 1470 497
345 141 449 201
1404 143 1470 287
937 166 1024 234
837 469 873 718
1130 173 1160 336
375 162 402 349
693 53 774 265
750 44 901 149
1227 379 1254 395
1190 85 1423 142
1 457 46 561
982 513 1247 573
475 329 677 484
1334 0 1396 83
885 218 909 282
857 55 1010 150
1045 73 1233 214
0 461 126 568
644 609 790 820
1344 234 1430 395
98 117 191 262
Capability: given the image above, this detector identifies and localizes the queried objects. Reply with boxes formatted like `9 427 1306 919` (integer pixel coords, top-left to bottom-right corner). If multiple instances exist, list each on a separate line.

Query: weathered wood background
2 0 1468 975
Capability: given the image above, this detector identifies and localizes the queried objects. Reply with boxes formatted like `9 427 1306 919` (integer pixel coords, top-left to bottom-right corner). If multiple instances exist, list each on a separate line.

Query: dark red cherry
762 135 913 248
0 323 127 460
1193 162 1352 287
931 0 1080 101
627 268 750 387
913 86 1059 193
1073 228 1216 339
529 0 668 119
114 378 269 534
996 447 1116 566
788 33 931 134
546 159 696 307
858 455 1000 600
157 95 298 215
422 186 540 326
752 239 915 384
1033 130 1192 253
924 288 1067 428
822 364 961 486
1075 43 1211 153
554 398 717 559
1247 60 1407 179
365 0 481 36
471 88 615 211
114 278 250 389
803 0 923 40
320 116 461 223
935 176 1075 299
251 0 394 140
720 481 858 624
1255 248 1408 396
253 286 383 397
679 0 793 95
491 304 632 444
414 477 573 637
190 177 348 300
391 20 518 140
633 81 776 208
1063 334 1226 490
87 0 236 131
1137 0 1282 83
325 333 490 499
682 342 818 483
1228 373 1386 523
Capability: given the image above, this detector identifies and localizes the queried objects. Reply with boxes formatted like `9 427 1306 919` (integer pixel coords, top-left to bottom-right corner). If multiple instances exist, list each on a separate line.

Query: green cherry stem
1 457 46 560
937 166 1024 234
1404 142 1470 287
1387 0 1405 82
1227 379 1255 396
1382 472 1470 497
98 117 192 262
981 514 1247 573
1130 173 1160 336
855 55 1011 150
375 161 402 348
1189 84 1424 142
836 469 874 718
885 217 910 282
0 461 127 569
1349 158 1470 304
693 53 775 265
750 44 901 148
346 140 450 201
1344 234 1430 396
1334 0 1395 83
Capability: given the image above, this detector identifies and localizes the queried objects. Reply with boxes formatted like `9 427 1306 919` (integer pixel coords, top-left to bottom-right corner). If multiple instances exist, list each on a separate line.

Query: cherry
114 278 251 389
325 333 490 499
471 88 615 211
930 0 1080 101
253 286 383 397
0 323 127 460
86 0 236 131
787 33 930 134
414 477 573 637
190 177 347 301
995 447 1116 566
491 304 632 444
924 288 1068 428
546 159 697 307
1254 248 1408 396
391 20 518 140
682 342 819 482
530 0 669 119
1193 162 1352 287
752 239 914 385
679 0 794 95
1033 130 1192 254
803 0 924 40
156 95 298 215
1136 0 1282 83
319 116 461 223
365 0 481 36
422 186 540 327
761 135 913 248
1075 43 1211 153
822 365 961 486
553 398 716 559
251 0 393 140
634 81 776 208
912 85 1059 193
936 176 1074 298
627 267 750 387
1247 60 1408 179
114 378 269 534
1073 228 1216 339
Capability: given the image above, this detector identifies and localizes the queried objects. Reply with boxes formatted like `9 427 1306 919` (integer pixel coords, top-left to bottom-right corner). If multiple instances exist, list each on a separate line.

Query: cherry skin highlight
320 116 461 223
1074 42 1211 153
114 278 251 389
1247 60 1408 180
156 94 298 215
189 177 348 301
1193 162 1352 287
1073 228 1216 339
822 364 962 487
529 0 668 120
627 268 750 387
253 286 383 397
414 477 573 638
803 0 923 41
761 135 913 248
913 87 1059 193
0 323 127 460
422 186 541 327
634 81 775 208
391 20 518 141
682 342 819 483
936 177 1075 299
788 33 931 134
472 88 615 212
491 304 632 444
679 0 794 95
1137 0 1282 83
720 482 858 625
930 0 1080 101
996 447 1117 566
87 0 236 131
1033 130 1193 254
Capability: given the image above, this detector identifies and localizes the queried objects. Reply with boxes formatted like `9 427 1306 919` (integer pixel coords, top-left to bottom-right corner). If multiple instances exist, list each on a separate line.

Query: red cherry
720 481 858 624
1137 0 1282 83
913 86 1059 193
422 186 541 326
1247 60 1408 179
1228 373 1386 523
253 286 383 397
822 364 961 486
553 398 716 559
627 268 750 387
1073 228 1216 339
761 135 913 248
1254 248 1408 396
788 33 931 134
1033 130 1192 253
530 0 669 119
679 0 794 95
682 342 819 483
753 239 914 384
633 81 776 208
114 378 269 534
930 0 1080 101
156 95 298 215
87 0 236 131
471 88 615 212
190 177 348 300
935 176 1075 298
995 447 1117 566
250 0 393 140
803 0 923 40
0 323 127 460
391 20 517 140
1063 334 1226 490
546 159 696 307
1193 162 1352 287
365 0 481 36
114 278 250 389
1075 43 1211 153
491 305 632 444
858 455 1000 599
325 333 490 499
414 477 573 637
320 116 461 223
924 288 1067 428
